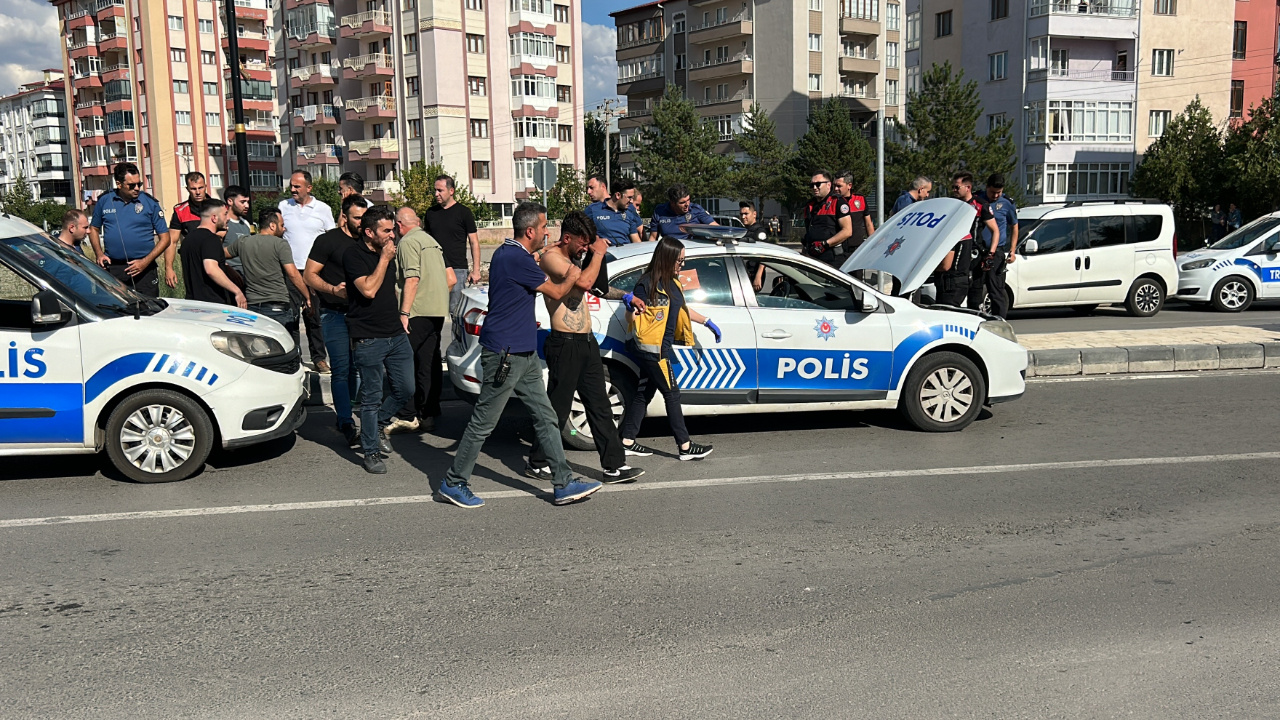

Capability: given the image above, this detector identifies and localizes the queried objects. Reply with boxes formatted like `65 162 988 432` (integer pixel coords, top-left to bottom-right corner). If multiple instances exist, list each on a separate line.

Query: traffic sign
533 159 557 192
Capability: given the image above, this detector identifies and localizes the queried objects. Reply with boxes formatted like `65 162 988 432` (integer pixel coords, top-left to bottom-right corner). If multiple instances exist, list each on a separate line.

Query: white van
1001 201 1178 317
0 217 307 483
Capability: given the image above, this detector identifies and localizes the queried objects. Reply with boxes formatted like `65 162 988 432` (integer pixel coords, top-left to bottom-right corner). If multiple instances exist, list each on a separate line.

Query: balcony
344 95 396 121
347 137 398 161
68 39 97 60
94 0 125 18
233 0 270 22
837 89 880 113
339 10 393 39
1030 0 1138 17
226 60 272 83
285 0 326 8
840 16 881 37
840 51 879 75
616 32 665 51
692 92 753 114
225 29 271 53
508 6 555 33
1027 67 1136 83
616 68 665 95
688 52 753 83
342 53 394 79
297 144 340 164
293 104 339 125
290 63 339 87
71 70 102 89
1028 0 1139 39
363 180 401 202
688 12 752 45
288 22 336 49
102 63 130 82
67 9 93 29
74 99 105 117
240 118 279 134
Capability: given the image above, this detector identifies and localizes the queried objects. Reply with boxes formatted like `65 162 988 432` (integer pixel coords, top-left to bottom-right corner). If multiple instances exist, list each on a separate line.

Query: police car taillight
463 308 486 336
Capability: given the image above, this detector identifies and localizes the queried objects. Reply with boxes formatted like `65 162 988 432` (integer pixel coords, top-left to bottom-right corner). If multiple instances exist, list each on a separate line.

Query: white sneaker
384 417 420 435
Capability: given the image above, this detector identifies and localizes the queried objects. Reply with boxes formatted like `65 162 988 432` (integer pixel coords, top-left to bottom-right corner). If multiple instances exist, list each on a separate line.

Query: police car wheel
1210 277 1253 313
1125 278 1164 317
562 365 635 451
105 389 214 483
900 352 986 433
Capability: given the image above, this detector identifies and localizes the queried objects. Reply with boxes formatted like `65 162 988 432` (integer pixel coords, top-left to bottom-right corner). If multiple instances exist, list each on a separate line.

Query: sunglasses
810 181 828 188
122 182 143 190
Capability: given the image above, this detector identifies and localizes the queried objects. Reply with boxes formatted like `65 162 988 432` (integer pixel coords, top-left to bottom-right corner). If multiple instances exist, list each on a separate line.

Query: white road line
3 450 1280 530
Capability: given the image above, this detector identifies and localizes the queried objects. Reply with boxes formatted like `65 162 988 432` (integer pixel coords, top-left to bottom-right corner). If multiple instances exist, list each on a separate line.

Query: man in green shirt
386 207 455 434
227 208 311 350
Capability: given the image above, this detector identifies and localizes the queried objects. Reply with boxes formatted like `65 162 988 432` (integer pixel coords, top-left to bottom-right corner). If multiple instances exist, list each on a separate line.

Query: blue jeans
320 308 359 426
352 334 415 457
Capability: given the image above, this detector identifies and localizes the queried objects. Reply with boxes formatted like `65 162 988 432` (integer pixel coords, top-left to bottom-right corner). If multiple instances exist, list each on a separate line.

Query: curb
1027 341 1280 377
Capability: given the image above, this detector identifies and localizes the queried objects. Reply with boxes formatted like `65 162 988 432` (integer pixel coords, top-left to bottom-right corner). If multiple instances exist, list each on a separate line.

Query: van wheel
562 365 635 451
104 389 214 483
1210 277 1253 313
899 352 987 433
1125 278 1164 317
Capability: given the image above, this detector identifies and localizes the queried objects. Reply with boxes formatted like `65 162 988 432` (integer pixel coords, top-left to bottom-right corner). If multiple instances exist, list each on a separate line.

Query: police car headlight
1182 259 1214 271
211 331 286 362
979 320 1018 344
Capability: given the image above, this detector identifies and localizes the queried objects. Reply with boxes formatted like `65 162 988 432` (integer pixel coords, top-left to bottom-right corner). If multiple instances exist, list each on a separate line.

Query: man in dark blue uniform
647 183 717 240
87 162 171 297
891 176 933 217
585 175 642 246
801 171 853 268
969 173 1017 317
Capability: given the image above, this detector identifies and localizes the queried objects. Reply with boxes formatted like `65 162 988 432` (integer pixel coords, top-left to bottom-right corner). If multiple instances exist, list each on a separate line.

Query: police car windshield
1 234 152 315
1209 216 1280 250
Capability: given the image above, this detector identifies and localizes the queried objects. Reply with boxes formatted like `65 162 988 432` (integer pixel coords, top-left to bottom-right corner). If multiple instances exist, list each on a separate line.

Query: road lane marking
4 450 1280 529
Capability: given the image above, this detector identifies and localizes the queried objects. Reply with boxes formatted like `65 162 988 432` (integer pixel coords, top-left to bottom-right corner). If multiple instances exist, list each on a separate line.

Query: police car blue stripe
208 374 218 386
152 354 170 373
0 383 83 443
195 367 207 381
181 361 196 378
84 352 157 403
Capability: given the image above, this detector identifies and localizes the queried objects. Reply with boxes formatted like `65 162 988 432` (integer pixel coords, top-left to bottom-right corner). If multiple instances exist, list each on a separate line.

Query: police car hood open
840 197 977 295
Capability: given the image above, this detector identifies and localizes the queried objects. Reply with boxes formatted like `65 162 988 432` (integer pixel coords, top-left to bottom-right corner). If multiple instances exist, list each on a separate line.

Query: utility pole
224 0 250 192
598 98 621 188
876 109 885 227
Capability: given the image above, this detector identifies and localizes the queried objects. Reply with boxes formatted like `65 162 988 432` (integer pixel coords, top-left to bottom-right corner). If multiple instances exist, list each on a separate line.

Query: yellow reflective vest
628 280 695 355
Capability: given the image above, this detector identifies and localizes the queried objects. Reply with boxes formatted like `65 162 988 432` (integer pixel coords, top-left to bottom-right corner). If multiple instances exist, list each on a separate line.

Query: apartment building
52 0 285 212
0 70 74 205
1137 0 1233 153
282 0 585 208
612 0 904 213
1232 0 1280 123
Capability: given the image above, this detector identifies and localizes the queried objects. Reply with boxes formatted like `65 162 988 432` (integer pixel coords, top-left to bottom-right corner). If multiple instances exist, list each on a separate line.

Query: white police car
448 198 1027 449
1174 212 1280 312
0 216 306 482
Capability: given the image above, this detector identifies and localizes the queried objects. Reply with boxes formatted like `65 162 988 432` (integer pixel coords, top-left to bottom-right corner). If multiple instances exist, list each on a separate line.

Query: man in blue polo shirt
890 176 933 217
585 175 642 246
968 173 1018 317
88 162 171 297
647 183 717 240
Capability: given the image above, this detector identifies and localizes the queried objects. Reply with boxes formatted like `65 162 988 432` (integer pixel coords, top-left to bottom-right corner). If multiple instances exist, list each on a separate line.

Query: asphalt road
3 371 1280 718
1007 302 1280 334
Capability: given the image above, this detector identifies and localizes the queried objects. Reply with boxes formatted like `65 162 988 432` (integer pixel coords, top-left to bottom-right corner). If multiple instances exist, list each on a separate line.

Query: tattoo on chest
560 293 589 331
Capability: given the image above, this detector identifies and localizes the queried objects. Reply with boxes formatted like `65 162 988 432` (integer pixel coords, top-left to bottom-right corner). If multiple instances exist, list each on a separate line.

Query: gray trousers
445 348 573 489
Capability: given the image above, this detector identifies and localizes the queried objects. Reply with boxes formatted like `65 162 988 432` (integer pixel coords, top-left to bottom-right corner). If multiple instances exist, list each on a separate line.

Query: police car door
0 257 86 448
665 254 757 404
1241 233 1280 299
742 255 893 403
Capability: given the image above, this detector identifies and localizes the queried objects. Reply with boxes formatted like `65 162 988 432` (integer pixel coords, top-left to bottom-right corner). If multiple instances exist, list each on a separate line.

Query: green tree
793 98 874 204
584 113 621 182
397 160 496 221
545 166 588 219
732 102 795 211
887 62 1017 201
632 85 731 202
251 192 283 229
311 175 343 222
1223 93 1280 221
0 176 37 222
1132 97 1225 223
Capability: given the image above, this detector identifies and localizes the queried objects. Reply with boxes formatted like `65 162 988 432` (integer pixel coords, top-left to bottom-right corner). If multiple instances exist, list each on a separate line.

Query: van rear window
1129 215 1163 244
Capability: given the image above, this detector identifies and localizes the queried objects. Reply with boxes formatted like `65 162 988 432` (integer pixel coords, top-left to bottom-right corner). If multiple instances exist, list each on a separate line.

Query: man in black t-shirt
180 199 246 308
424 175 479 315
934 172 997 307
342 205 414 474
303 194 368 445
738 201 771 292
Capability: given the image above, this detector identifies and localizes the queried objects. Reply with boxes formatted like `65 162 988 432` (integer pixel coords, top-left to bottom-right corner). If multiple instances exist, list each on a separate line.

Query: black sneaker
622 441 654 457
678 442 713 461
523 463 553 481
363 453 387 474
602 466 644 484
419 416 436 433
339 423 360 447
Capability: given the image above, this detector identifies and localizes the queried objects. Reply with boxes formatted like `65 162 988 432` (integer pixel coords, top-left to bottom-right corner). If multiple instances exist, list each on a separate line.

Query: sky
581 0 639 111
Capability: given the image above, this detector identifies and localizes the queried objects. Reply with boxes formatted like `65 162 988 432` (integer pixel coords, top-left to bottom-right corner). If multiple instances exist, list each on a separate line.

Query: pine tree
632 85 731 202
792 98 875 205
1132 97 1224 222
732 102 794 211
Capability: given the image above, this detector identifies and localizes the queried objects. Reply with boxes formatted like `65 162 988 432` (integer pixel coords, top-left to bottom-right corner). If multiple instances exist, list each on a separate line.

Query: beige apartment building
612 0 903 214
1135 0 1233 154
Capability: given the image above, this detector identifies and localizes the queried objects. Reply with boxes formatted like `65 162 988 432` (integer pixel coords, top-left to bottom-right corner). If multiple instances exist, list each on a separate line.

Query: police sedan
447 198 1027 450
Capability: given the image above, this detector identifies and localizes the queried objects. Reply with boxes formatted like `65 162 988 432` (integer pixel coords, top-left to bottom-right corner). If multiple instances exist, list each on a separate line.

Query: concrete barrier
1028 342 1274 377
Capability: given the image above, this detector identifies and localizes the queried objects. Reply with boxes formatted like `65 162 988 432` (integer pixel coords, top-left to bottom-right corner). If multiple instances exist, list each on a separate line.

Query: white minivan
1001 201 1178 317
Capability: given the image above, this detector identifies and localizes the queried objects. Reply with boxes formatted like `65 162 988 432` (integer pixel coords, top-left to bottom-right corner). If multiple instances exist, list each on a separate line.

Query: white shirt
278 196 336 268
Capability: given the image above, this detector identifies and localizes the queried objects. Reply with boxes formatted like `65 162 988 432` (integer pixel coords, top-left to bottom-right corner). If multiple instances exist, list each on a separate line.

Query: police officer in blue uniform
585 175 643 247
87 162 172 297
969 173 1018 317
647 183 717 240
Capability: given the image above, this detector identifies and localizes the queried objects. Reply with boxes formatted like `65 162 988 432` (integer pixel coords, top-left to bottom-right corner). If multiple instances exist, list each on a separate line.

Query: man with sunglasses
801 171 853 268
88 162 171 297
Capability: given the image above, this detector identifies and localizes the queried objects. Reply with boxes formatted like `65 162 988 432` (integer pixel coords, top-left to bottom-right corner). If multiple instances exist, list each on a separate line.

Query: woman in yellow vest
619 237 721 461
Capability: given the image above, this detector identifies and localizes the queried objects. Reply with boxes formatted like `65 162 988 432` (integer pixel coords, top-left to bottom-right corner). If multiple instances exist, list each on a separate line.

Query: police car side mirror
1022 240 1039 255
1267 238 1280 253
859 291 879 313
31 290 71 327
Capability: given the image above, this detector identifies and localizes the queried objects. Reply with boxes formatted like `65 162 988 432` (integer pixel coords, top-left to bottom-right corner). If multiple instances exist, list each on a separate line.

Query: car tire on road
1125 277 1164 317
899 351 987 433
1210 276 1254 313
562 365 635 451
104 389 215 483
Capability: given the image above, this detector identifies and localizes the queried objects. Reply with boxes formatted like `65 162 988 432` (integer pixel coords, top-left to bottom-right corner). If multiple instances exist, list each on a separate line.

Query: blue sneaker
552 479 602 506
434 482 485 509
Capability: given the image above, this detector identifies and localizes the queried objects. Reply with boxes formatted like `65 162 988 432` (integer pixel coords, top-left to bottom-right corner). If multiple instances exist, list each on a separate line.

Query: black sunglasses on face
810 181 828 188
122 182 143 189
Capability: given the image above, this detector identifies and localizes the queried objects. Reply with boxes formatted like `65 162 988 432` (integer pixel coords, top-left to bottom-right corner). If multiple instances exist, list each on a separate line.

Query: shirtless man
525 210 646 484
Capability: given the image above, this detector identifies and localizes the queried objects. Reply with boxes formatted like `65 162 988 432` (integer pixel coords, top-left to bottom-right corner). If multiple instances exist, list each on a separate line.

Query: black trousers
299 288 326 361
107 261 159 297
935 274 970 307
620 342 691 448
396 315 444 420
966 255 1009 317
529 332 627 471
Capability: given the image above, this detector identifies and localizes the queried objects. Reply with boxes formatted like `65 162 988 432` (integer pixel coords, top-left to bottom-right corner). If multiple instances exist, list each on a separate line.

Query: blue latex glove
622 292 637 312
705 319 722 344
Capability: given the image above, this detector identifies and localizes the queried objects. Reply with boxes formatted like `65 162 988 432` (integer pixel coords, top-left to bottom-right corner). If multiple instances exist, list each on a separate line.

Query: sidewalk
1020 325 1280 377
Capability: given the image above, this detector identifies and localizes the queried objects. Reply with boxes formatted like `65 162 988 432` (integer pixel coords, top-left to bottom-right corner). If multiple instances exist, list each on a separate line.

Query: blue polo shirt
89 190 169 261
891 191 918 217
480 240 546 354
586 200 642 246
979 191 1018 250
647 201 714 240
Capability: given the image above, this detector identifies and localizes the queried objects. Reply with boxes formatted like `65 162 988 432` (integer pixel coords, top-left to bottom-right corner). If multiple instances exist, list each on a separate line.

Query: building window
988 113 1007 132
206 112 220 126
1151 49 1174 77
673 13 686 33
470 119 488 138
514 116 557 139
885 79 899 105
469 76 487 96
617 54 663 82
935 11 952 38
1025 100 1134 143
178 142 193 156
404 33 417 53
907 65 921 95
886 42 899 68
511 31 555 59
400 76 417 96
1152 0 1176 14
511 74 556 99
168 15 183 30
989 51 1007 81
1231 80 1245 118
203 82 218 95
408 119 422 138
1025 163 1130 200
173 80 189 93
886 3 900 31
176 111 191 125
554 3 569 23
1234 22 1247 61
808 0 822 9
471 161 490 180
201 51 217 64
558 124 573 142
198 19 214 33
808 34 822 52
991 0 1008 20
557 84 571 102
675 53 687 70
171 48 187 63
556 44 570 63
465 0 483 9
466 34 485 53
1148 110 1171 138
808 73 822 92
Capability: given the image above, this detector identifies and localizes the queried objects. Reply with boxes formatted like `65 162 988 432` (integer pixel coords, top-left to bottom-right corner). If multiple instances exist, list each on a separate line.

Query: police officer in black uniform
738 200 771 292
934 171 998 307
802 171 853 268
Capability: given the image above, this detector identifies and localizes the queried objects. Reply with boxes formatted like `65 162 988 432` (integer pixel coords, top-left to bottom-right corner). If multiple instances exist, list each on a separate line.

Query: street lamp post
224 0 251 192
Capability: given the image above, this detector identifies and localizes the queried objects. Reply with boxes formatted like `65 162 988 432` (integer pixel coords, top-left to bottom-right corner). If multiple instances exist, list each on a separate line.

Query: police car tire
1125 277 1164 317
1210 276 1253 313
104 389 214 483
561 365 636 451
899 351 986 433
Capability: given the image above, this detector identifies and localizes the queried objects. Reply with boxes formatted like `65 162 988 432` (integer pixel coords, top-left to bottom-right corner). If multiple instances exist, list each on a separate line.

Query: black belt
549 330 593 339
250 301 292 312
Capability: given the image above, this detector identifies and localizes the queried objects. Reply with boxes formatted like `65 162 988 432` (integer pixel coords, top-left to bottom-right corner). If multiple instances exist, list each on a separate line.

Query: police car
0 216 307 483
447 198 1027 449
1174 211 1280 312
